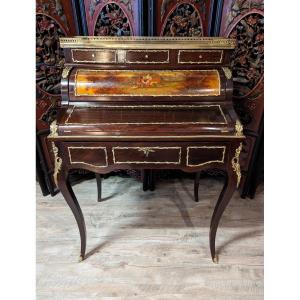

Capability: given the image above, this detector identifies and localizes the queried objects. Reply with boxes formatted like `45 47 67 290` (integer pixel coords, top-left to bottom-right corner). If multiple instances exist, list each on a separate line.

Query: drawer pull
138 147 155 157
91 53 95 58
145 54 149 59
199 55 203 59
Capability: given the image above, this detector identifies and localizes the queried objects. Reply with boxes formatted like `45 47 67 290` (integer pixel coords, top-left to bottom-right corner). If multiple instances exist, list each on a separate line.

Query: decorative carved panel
36 0 79 193
219 0 264 133
83 0 142 36
156 0 213 36
218 0 264 194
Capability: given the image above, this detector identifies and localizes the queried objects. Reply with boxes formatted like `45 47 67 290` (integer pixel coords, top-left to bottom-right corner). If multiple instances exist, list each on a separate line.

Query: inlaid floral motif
229 13 264 97
161 3 203 36
36 14 65 95
94 3 131 36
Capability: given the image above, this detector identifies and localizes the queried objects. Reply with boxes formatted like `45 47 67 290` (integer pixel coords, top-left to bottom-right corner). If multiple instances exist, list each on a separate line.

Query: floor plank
37 176 264 299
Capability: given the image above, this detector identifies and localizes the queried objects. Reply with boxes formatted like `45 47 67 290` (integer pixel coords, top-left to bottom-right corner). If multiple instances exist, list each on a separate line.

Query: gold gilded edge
49 120 58 137
231 143 243 188
235 120 244 136
59 37 236 49
222 67 232 79
51 142 62 186
61 66 72 79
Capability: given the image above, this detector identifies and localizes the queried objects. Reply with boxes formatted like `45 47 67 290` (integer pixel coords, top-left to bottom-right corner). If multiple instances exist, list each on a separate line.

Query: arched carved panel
36 14 66 96
161 3 203 36
228 13 264 98
156 0 213 36
84 0 141 36
94 3 132 36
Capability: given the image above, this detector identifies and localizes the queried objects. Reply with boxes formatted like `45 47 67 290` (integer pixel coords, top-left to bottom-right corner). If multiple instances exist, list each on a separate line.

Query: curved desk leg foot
194 172 201 202
95 173 102 202
58 171 87 261
209 173 236 263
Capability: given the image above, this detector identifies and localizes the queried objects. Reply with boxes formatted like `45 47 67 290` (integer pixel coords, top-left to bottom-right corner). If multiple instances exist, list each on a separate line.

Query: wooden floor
37 176 264 300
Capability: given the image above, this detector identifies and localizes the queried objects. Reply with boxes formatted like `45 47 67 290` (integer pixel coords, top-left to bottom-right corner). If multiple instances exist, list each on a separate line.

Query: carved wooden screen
155 0 213 36
36 0 80 194
83 0 142 36
218 0 264 193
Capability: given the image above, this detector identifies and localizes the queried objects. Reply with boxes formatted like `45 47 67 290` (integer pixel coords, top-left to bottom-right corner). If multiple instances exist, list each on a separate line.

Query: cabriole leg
57 169 87 262
209 173 236 263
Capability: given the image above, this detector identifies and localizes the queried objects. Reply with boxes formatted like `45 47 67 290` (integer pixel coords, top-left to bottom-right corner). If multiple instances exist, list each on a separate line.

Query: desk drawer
126 50 169 64
71 49 116 63
112 146 181 164
178 50 223 64
68 146 108 167
187 146 226 167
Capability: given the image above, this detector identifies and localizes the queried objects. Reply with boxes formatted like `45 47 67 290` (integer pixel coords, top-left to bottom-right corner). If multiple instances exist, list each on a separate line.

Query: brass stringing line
186 146 226 167
51 142 62 185
178 50 223 64
68 146 108 168
112 146 181 164
71 49 117 63
125 50 169 64
65 104 228 125
74 69 221 97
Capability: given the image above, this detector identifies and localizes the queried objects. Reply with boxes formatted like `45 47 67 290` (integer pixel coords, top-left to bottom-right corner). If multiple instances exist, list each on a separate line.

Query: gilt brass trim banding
71 49 117 63
51 135 245 140
51 142 62 186
74 69 221 97
125 50 169 64
60 37 236 49
186 146 226 167
68 146 108 168
178 50 223 64
112 146 182 164
64 104 227 125
231 143 243 188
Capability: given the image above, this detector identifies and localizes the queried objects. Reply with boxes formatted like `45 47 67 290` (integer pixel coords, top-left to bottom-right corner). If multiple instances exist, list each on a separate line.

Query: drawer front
112 147 181 164
178 50 223 64
187 146 226 167
68 146 108 167
126 50 169 64
71 49 117 63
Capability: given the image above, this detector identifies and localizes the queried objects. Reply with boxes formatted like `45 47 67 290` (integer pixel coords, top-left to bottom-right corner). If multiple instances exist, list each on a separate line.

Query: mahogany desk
48 37 245 263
